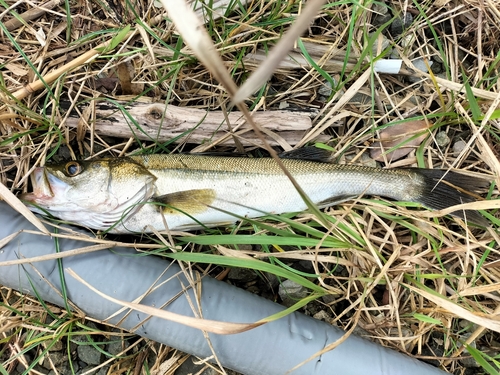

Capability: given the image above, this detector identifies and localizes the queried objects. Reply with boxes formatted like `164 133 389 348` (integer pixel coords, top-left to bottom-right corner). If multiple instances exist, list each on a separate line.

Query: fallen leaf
116 60 144 95
370 119 430 162
5 62 29 76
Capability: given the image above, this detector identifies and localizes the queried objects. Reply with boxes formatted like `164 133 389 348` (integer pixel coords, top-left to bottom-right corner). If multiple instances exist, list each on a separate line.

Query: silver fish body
21 153 486 233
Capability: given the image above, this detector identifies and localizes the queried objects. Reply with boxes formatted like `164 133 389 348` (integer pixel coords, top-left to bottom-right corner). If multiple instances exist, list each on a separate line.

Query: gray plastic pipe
0 202 447 375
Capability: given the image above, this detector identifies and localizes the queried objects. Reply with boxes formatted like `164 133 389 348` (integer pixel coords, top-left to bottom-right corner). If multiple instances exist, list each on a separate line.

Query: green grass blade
464 344 500 375
164 252 326 294
258 293 324 322
463 76 482 121
413 313 443 326
179 234 347 248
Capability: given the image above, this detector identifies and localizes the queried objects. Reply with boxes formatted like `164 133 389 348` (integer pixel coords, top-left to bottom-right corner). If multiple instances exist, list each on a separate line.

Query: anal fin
317 195 357 209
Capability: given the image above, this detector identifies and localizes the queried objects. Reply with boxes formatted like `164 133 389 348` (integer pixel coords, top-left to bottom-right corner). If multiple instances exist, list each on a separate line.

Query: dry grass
1 0 500 374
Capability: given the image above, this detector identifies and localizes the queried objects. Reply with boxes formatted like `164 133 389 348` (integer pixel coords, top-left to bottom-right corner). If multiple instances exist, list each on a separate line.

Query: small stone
77 365 109 375
373 13 392 27
352 326 371 338
433 53 444 64
373 3 389 15
436 72 447 80
459 320 479 332
400 34 414 48
263 272 280 289
435 131 450 147
479 346 500 366
318 81 333 97
430 61 443 74
368 32 391 55
16 362 27 374
359 153 378 168
372 3 391 26
313 310 331 321
390 49 401 59
41 352 68 369
278 280 309 307
48 362 80 375
278 101 289 109
227 267 257 282
412 58 433 73
56 146 73 161
408 58 434 83
408 95 423 105
388 327 413 350
420 333 445 367
298 260 315 272
453 140 467 157
348 92 372 104
321 294 337 305
388 327 413 338
486 340 500 349
433 337 444 346
77 345 103 366
32 364 50 375
457 49 473 69
460 334 481 368
107 340 128 356
391 13 413 36
68 339 78 354
44 340 64 352
245 285 261 294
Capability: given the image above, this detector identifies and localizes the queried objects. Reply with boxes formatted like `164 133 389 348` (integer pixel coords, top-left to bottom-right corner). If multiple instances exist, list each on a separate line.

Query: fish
20 149 488 233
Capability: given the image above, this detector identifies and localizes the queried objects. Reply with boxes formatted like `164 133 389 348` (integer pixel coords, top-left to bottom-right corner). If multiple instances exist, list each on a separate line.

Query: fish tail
412 169 489 226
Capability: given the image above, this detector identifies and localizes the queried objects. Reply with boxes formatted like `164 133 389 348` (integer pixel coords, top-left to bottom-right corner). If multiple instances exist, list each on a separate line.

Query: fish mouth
20 168 65 204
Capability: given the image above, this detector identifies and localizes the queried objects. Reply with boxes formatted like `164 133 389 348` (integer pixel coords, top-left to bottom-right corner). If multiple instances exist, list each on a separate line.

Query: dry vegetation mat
1 0 500 374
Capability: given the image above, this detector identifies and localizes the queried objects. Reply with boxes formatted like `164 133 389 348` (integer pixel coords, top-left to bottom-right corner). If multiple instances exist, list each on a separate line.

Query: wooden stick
61 100 327 147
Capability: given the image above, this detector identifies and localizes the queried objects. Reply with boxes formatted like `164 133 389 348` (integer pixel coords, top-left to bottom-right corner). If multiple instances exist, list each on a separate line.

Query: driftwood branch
62 101 328 148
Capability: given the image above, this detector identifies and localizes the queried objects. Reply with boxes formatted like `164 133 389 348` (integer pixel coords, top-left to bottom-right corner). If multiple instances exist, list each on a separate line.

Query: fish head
21 157 156 230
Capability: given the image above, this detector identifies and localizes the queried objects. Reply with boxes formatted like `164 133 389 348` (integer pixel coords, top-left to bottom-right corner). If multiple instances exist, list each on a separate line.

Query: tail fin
413 169 489 226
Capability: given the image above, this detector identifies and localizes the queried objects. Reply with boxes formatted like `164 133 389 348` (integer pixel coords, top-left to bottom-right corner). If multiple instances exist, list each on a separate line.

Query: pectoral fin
153 189 216 214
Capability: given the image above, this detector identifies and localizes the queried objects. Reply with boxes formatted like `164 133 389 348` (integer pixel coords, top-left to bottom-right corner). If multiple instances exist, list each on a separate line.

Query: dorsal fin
279 146 334 163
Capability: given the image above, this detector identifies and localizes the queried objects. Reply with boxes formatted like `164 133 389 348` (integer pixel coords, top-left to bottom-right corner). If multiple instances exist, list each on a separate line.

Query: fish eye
65 161 82 177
